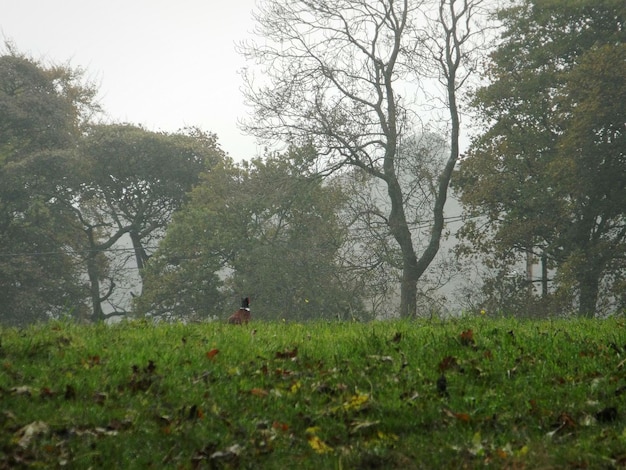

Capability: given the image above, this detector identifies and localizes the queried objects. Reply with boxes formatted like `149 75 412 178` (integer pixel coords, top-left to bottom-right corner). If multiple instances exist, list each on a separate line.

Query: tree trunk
386 166 419 317
577 266 600 318
86 252 105 322
540 252 549 297
129 230 149 290
399 258 419 317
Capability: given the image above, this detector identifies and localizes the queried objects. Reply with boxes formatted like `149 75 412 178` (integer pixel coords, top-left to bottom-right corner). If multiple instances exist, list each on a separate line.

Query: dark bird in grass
227 297 251 325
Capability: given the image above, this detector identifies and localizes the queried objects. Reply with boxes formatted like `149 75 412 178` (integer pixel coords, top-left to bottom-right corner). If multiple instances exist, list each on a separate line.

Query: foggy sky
1 0 261 160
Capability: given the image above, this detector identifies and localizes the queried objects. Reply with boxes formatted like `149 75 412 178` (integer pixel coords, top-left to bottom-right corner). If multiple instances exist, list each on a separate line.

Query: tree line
1 0 624 325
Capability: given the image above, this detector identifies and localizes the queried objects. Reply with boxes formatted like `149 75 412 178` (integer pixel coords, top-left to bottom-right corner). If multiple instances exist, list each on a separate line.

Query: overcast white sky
1 0 261 159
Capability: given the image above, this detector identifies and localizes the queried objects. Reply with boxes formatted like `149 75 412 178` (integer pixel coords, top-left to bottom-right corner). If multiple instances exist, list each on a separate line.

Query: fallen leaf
460 329 475 346
272 421 289 432
547 412 576 438
306 426 322 435
16 421 49 448
350 419 380 433
307 435 333 454
443 407 471 422
10 386 33 396
275 347 298 359
250 388 269 397
289 380 302 394
367 354 393 363
438 356 458 372
206 349 219 360
342 392 370 411
210 443 242 461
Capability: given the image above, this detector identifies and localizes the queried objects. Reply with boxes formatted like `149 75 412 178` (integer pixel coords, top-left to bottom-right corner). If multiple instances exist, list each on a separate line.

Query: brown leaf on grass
40 387 55 399
272 421 289 432
250 388 269 397
206 348 219 360
274 367 294 377
547 412 576 438
442 407 471 423
460 329 475 346
82 355 101 368
275 347 298 359
558 412 576 428
438 356 458 372
529 399 542 417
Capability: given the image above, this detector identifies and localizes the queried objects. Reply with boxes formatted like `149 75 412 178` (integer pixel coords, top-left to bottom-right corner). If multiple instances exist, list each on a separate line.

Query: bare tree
240 0 486 317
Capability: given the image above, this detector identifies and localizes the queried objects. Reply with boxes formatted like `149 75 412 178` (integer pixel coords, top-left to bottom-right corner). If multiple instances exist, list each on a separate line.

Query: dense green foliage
136 149 363 321
2 317 626 468
0 48 224 325
455 0 626 317
0 51 97 325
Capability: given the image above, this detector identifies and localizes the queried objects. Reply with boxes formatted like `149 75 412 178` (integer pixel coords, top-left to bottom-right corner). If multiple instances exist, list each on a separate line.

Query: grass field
1 316 626 469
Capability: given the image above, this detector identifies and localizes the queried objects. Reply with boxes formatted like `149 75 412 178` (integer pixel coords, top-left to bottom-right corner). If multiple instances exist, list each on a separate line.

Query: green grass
2 316 626 469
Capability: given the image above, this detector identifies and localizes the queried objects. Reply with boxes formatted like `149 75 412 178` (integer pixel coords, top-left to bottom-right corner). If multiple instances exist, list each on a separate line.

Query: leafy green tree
59 124 224 322
455 0 626 316
0 48 98 325
136 148 361 321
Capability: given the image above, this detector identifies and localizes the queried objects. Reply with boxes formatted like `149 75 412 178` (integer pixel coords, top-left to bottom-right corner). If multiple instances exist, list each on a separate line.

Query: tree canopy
0 50 99 325
136 148 363 321
0 47 225 325
454 0 626 316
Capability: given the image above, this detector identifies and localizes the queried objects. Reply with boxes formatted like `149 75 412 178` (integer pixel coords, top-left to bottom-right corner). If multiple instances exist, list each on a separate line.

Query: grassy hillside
1 317 626 468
